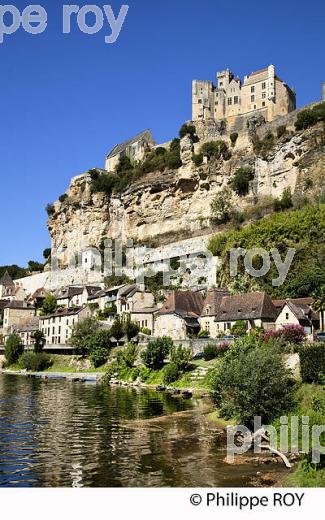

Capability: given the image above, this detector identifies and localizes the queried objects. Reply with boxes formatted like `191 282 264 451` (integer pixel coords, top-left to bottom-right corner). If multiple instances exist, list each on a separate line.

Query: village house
200 291 278 337
274 297 320 339
56 285 101 308
39 306 92 346
2 301 36 336
0 271 26 302
130 308 158 335
154 290 204 340
29 288 49 312
105 129 155 172
12 317 40 346
87 284 127 311
116 284 155 315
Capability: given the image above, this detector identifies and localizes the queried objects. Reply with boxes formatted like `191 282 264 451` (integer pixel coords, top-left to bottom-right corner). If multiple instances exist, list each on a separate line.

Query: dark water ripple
0 374 283 487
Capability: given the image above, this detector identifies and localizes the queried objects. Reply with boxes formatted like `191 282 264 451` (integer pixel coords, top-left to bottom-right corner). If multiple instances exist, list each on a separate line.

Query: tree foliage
5 333 24 365
141 337 173 370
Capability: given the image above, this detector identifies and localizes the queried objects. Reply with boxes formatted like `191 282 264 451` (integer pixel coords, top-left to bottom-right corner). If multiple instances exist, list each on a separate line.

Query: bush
163 363 180 384
201 140 230 161
169 343 192 371
277 125 287 138
295 103 325 131
89 347 110 368
198 329 209 338
230 132 238 146
212 346 295 428
5 334 24 365
141 337 173 370
117 343 138 368
43 248 51 260
230 167 255 196
192 152 204 166
70 317 100 356
210 187 234 224
264 325 306 345
32 330 46 353
18 352 52 371
140 327 151 335
300 343 325 383
59 193 68 203
203 343 219 361
179 123 196 139
231 320 248 336
273 187 293 212
45 203 55 216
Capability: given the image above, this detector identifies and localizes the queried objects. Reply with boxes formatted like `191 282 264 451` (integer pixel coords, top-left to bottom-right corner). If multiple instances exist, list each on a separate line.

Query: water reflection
0 375 283 487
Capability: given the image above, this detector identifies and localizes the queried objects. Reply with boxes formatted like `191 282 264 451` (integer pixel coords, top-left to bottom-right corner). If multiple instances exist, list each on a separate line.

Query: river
0 374 284 487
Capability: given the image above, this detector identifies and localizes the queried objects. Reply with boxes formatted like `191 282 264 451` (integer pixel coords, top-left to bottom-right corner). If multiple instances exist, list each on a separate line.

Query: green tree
211 345 295 428
40 294 57 316
70 317 100 356
43 248 51 260
32 330 46 353
5 333 24 365
231 320 248 336
169 343 192 371
179 123 196 139
230 167 254 196
28 260 44 273
141 337 173 370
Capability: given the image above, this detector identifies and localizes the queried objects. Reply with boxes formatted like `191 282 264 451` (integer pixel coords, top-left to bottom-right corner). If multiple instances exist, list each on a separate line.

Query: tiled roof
14 317 40 332
118 284 139 298
157 291 204 318
106 130 154 159
39 307 84 320
3 301 34 310
201 288 230 316
0 299 9 310
214 292 278 322
273 297 314 309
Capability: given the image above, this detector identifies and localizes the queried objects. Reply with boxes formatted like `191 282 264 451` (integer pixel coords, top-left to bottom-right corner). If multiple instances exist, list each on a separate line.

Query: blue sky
1 0 324 266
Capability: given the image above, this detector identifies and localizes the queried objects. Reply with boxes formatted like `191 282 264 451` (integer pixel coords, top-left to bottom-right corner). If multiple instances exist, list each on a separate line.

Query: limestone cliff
48 118 325 266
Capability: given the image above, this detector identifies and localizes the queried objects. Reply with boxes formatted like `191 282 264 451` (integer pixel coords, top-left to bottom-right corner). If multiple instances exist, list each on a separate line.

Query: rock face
48 121 325 267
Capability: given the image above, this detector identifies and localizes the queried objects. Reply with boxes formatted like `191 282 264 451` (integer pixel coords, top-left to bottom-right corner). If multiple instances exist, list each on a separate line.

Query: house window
227 98 232 105
286 313 289 320
251 95 255 102
234 96 239 104
251 86 255 93
262 82 266 90
262 102 266 107
262 92 266 99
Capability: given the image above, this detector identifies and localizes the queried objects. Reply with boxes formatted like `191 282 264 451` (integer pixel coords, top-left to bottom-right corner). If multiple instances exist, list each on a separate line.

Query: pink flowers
264 324 306 345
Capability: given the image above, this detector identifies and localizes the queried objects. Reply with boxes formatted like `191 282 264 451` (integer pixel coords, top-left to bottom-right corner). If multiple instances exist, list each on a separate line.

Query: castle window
262 82 266 90
251 95 255 102
254 105 257 109
227 98 232 105
251 86 255 93
234 96 239 104
262 102 266 107
262 92 266 99
198 99 202 104
219 81 223 86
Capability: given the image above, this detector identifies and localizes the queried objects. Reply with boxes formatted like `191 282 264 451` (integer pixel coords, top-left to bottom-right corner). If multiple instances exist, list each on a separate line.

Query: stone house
105 130 155 172
154 290 204 340
192 65 296 126
130 308 158 335
274 297 319 339
87 284 127 311
12 317 40 346
2 301 36 336
116 284 155 315
200 291 278 337
39 306 92 346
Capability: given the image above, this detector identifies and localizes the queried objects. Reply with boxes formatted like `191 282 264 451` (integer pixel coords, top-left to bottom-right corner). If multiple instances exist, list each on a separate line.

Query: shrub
89 347 110 368
231 320 248 336
201 140 230 161
210 187 234 224
40 294 57 316
141 337 173 370
277 125 287 138
203 344 219 361
198 329 209 338
45 203 55 216
5 334 24 365
230 132 238 146
192 152 204 166
264 325 306 345
163 363 180 384
212 346 295 428
18 352 52 372
70 317 100 356
253 132 275 157
140 327 151 335
179 123 196 139
295 103 325 131
43 248 51 260
169 343 192 371
230 167 255 196
59 193 68 203
117 343 138 368
273 187 293 212
300 343 325 383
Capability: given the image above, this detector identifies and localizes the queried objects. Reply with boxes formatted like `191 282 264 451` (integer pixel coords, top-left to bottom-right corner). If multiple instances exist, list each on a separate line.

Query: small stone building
274 297 319 339
105 130 155 172
39 306 92 346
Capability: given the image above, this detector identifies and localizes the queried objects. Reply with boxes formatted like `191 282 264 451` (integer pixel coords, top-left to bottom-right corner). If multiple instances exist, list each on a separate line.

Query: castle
192 65 296 126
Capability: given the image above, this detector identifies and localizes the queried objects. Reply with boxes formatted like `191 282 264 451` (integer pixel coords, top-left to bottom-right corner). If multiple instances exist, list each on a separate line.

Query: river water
0 374 284 487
